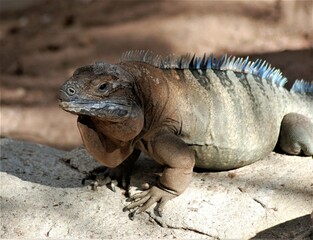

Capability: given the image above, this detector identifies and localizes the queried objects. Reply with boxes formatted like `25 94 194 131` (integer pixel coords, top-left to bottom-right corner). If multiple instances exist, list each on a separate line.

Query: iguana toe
126 185 175 217
82 165 131 193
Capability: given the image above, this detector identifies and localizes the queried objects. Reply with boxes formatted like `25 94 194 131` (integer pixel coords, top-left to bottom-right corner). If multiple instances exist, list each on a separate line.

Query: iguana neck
119 62 176 135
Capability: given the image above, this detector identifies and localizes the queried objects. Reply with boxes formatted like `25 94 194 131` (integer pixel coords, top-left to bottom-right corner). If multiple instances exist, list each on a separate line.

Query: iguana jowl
59 51 313 216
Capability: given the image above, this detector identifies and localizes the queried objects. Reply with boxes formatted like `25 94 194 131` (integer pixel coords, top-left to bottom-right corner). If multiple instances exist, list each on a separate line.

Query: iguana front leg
77 116 140 192
126 131 195 216
77 116 134 168
82 149 141 192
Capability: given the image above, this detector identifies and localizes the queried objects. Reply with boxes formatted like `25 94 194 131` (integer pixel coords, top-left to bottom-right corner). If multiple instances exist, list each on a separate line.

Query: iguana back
118 51 313 169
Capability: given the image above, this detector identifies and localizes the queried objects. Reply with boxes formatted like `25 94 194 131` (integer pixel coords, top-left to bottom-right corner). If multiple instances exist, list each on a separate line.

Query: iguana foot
82 165 131 193
279 113 313 156
125 183 176 219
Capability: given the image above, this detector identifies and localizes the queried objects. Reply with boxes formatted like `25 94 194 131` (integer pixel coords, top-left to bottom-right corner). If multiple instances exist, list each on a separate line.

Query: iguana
59 50 313 217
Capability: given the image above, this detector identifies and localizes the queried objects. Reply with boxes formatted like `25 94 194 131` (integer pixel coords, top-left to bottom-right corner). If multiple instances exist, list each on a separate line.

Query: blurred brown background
0 0 312 150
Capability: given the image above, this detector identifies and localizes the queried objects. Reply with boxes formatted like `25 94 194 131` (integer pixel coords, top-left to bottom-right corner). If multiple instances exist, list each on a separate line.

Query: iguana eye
99 83 108 91
67 87 76 95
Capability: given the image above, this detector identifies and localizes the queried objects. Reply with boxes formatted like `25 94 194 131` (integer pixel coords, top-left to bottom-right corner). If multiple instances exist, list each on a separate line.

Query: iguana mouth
58 99 131 119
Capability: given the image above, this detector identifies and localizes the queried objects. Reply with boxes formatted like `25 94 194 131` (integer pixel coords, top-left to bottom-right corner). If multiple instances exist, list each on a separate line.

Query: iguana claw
125 183 176 218
82 165 131 193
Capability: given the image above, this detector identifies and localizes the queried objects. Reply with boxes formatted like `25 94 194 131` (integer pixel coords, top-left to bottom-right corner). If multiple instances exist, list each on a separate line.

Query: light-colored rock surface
1 138 312 239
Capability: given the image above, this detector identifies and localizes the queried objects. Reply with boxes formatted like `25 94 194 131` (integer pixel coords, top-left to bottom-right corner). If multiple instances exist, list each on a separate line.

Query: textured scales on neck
120 50 313 95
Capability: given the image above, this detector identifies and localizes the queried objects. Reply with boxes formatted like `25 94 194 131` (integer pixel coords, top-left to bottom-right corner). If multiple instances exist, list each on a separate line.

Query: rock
1 137 312 239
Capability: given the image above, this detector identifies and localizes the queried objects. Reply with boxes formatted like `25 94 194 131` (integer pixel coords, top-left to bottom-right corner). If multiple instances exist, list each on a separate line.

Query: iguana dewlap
59 51 313 216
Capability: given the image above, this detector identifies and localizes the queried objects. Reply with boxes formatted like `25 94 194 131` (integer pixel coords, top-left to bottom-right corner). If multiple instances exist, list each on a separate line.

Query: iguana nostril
67 87 76 95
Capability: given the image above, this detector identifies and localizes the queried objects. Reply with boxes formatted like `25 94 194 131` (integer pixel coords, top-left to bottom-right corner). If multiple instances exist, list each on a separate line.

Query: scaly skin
59 54 313 217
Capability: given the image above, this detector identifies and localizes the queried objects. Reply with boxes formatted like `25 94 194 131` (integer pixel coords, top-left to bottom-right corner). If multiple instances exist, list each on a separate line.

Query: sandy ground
0 0 312 149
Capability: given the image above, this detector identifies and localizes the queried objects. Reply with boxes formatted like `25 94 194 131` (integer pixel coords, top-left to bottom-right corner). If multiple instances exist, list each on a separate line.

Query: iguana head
59 62 141 122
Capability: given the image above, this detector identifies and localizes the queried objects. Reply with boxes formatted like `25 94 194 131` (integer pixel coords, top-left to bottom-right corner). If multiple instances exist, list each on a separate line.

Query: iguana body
59 51 313 216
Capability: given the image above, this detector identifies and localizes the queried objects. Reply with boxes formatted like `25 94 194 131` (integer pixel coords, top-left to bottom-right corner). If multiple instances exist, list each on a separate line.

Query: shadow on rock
0 137 162 190
251 214 313 239
0 137 85 188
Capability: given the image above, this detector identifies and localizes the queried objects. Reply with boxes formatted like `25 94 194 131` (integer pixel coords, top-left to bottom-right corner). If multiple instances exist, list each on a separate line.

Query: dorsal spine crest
120 50 312 94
